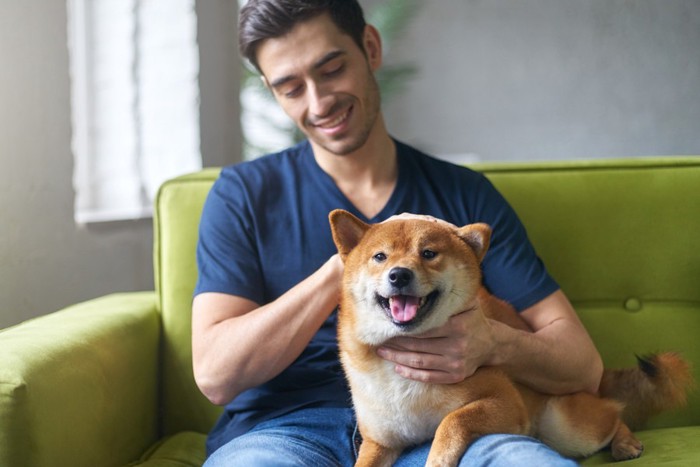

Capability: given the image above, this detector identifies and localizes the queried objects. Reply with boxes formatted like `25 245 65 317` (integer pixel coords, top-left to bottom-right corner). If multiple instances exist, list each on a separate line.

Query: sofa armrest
0 292 160 467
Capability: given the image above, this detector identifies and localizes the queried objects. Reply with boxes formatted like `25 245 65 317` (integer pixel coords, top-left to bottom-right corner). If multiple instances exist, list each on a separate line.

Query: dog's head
329 209 490 344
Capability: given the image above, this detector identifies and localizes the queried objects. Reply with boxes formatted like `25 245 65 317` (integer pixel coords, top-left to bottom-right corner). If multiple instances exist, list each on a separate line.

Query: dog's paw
611 437 644 461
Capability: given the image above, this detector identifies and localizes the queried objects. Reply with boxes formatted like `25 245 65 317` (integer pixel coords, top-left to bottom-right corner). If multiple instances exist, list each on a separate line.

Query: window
67 0 201 223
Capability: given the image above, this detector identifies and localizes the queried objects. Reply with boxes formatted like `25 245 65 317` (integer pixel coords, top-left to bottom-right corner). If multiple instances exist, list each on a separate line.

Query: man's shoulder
396 139 486 185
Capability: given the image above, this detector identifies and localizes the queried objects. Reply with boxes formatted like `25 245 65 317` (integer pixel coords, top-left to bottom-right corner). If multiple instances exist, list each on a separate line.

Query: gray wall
0 0 241 329
1 0 698 328
382 0 700 161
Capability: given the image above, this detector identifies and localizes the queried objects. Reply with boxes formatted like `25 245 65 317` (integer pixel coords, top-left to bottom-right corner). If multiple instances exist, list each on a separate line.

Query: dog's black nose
388 267 413 288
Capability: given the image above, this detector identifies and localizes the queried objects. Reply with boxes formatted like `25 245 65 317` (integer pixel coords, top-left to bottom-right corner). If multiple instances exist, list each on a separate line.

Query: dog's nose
388 267 413 288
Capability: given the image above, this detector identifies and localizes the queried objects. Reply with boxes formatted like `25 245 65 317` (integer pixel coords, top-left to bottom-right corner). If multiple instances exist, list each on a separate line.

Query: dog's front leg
426 394 530 467
355 436 401 467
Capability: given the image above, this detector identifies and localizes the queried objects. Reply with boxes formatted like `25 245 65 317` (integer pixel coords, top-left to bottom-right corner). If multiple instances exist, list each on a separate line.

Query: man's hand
376 290 604 395
376 306 497 384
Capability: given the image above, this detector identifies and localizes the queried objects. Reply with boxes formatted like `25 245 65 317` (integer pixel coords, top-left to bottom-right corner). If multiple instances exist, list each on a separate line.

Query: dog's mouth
376 290 440 328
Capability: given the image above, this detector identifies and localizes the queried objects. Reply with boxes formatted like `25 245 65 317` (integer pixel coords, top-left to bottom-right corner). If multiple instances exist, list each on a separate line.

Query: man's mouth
314 106 352 133
375 290 440 328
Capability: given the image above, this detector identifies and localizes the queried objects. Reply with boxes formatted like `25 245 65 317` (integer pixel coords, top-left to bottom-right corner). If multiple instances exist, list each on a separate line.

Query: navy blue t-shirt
196 139 559 454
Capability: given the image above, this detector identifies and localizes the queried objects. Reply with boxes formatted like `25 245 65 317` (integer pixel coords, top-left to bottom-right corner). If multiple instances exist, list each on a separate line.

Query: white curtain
68 0 201 223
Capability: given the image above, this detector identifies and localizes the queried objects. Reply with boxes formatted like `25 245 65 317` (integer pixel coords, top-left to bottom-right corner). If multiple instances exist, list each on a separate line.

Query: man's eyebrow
269 50 347 89
313 49 346 70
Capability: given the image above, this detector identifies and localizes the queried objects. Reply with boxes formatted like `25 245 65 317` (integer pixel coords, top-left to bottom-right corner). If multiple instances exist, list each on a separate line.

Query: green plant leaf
367 0 421 46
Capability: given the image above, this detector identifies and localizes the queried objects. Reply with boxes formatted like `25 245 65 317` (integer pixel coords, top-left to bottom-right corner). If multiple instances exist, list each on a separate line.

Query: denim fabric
204 407 579 467
396 433 579 467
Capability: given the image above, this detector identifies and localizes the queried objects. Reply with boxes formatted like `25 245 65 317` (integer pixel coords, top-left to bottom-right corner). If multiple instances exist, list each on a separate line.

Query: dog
328 209 693 466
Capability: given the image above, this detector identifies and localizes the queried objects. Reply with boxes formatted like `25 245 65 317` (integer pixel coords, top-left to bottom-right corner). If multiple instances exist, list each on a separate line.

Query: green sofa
1 157 698 466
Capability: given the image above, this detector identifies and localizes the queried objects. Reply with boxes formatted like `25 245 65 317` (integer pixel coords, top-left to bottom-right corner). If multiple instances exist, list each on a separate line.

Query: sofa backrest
154 168 222 435
154 157 700 436
482 157 700 428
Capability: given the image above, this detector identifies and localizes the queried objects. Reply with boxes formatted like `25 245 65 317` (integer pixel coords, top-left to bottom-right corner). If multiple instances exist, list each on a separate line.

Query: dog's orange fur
329 209 693 467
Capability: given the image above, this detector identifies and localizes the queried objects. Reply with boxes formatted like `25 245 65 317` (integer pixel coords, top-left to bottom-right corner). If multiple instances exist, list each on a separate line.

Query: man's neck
311 120 398 219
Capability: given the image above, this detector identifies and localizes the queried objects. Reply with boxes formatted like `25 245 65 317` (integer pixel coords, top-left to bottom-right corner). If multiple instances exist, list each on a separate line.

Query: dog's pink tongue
390 295 420 322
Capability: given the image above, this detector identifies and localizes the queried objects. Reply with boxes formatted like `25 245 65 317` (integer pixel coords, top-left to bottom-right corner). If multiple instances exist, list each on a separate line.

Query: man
193 1 602 465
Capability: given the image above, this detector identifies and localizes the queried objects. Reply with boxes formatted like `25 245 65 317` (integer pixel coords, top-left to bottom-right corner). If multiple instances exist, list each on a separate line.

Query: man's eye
373 252 387 262
325 64 344 77
284 86 303 98
422 250 437 259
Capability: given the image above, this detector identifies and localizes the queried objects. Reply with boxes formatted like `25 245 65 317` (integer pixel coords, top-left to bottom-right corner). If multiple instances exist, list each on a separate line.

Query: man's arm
492 290 603 394
376 289 603 395
192 254 343 406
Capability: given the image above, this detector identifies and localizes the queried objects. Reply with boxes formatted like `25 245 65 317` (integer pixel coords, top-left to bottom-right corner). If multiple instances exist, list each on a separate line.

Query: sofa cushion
577 302 700 428
481 158 700 304
133 431 207 467
581 426 700 465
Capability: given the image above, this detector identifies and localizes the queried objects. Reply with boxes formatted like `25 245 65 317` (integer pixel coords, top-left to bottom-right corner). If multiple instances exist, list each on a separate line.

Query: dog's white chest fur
343 353 462 448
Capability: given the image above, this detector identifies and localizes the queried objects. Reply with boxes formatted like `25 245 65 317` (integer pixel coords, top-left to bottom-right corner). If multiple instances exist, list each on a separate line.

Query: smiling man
192 1 600 466
256 8 395 220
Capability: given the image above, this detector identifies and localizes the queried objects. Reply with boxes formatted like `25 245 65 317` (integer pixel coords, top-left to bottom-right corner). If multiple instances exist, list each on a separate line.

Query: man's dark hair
239 0 367 72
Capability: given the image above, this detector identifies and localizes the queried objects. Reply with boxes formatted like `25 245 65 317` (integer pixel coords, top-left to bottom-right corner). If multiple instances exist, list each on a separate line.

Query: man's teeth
320 110 348 128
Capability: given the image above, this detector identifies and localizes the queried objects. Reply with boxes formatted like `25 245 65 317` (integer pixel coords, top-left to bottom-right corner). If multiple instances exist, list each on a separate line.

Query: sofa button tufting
624 297 643 312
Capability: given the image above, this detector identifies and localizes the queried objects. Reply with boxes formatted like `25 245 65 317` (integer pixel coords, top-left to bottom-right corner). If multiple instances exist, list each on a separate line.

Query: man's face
256 13 382 157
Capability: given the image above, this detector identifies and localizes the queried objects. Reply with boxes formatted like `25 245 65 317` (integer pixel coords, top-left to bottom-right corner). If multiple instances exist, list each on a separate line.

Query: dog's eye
422 249 437 259
373 252 387 262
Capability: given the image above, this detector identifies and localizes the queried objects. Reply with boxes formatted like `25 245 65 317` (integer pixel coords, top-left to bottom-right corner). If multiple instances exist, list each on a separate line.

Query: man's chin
309 134 370 157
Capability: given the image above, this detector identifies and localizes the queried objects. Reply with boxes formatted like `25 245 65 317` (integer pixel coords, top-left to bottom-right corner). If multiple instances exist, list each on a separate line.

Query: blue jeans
204 407 579 466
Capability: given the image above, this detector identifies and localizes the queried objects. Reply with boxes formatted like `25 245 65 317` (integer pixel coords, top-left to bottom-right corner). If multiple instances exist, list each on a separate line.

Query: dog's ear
329 209 371 261
455 223 491 263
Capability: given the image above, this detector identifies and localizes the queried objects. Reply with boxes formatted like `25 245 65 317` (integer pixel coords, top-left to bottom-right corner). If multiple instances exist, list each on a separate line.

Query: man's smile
312 105 353 134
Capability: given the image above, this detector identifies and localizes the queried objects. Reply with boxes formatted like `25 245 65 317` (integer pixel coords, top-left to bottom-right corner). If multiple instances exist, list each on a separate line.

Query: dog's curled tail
598 352 694 430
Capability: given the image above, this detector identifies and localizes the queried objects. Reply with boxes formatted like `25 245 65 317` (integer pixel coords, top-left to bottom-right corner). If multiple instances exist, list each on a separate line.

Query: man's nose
308 83 334 118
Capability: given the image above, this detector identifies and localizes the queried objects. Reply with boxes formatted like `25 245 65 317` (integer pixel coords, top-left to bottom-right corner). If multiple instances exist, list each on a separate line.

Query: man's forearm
490 290 603 395
192 255 344 405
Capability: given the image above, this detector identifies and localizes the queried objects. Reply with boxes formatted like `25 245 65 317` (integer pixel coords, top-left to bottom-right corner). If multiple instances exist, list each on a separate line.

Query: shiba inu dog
328 209 693 467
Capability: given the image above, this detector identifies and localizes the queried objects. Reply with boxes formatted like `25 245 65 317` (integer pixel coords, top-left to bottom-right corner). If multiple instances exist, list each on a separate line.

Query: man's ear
329 209 371 261
363 24 383 71
455 223 492 263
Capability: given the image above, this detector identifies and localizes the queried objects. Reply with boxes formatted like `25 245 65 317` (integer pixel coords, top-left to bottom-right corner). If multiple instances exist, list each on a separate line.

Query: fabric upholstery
154 168 222 436
482 158 700 428
581 426 700 465
132 432 207 467
0 293 159 467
